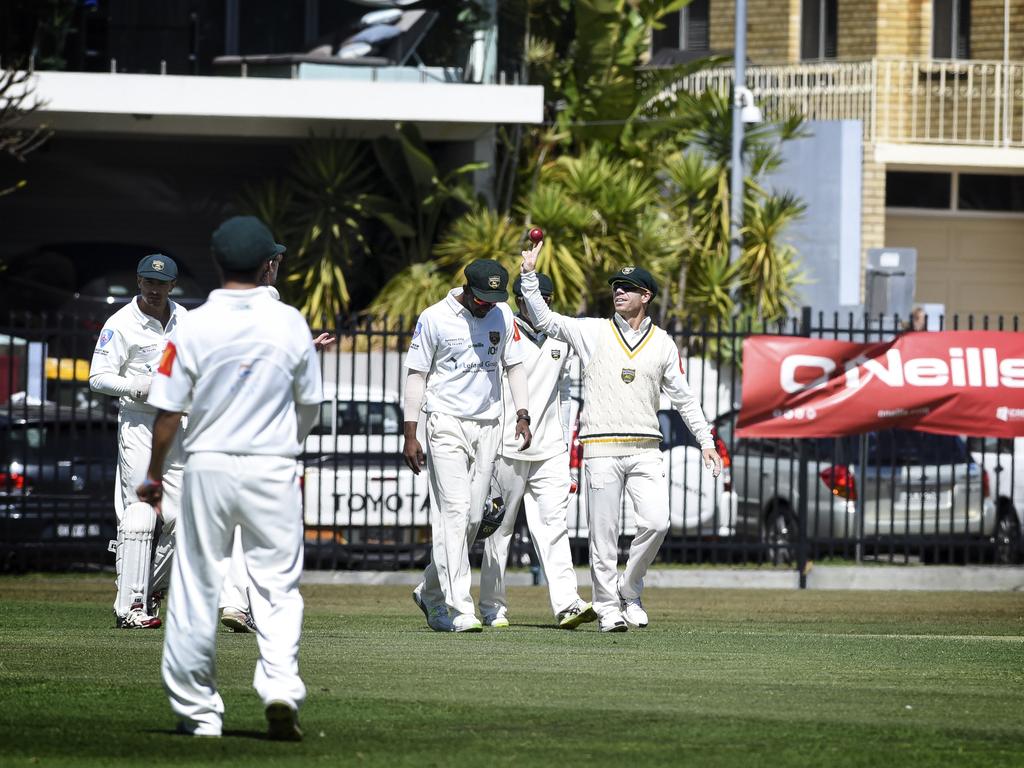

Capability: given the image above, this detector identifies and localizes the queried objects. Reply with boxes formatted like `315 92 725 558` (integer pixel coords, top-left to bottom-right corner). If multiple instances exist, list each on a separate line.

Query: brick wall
838 0 879 58
971 0 1024 60
861 145 886 298
709 0 800 63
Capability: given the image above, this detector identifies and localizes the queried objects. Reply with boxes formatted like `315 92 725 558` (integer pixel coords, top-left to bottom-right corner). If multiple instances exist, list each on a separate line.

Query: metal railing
1 309 1022 576
662 56 1024 147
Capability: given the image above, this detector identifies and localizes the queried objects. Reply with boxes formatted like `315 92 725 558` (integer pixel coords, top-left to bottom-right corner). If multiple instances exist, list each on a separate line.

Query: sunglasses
611 282 643 294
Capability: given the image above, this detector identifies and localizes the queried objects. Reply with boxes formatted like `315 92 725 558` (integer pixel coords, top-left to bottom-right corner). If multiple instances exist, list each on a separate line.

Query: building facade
655 0 1024 319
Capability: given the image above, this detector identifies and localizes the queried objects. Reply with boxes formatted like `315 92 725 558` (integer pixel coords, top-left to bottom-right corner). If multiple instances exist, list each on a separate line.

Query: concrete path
303 565 1024 592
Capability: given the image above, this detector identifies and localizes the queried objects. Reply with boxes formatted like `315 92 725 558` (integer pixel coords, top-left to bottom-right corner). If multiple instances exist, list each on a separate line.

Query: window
885 172 952 209
801 0 837 60
651 0 710 53
958 174 1024 213
933 0 971 59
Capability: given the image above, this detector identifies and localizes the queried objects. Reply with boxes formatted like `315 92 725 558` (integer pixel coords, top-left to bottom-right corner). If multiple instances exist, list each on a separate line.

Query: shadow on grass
143 728 270 741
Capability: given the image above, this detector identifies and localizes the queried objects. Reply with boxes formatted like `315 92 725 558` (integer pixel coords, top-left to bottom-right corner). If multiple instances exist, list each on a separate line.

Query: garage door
886 214 1024 322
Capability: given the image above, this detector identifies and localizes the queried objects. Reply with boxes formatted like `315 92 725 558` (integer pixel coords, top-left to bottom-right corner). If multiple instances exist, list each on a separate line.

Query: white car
301 385 430 566
968 436 1023 563
565 398 738 545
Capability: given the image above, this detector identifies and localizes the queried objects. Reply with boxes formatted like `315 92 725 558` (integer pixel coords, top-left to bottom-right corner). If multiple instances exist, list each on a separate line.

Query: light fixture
736 86 762 124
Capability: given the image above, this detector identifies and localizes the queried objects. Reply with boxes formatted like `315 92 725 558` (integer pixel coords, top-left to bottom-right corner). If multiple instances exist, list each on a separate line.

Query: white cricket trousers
114 408 185 615
585 452 669 618
479 454 582 617
420 412 500 618
162 452 306 736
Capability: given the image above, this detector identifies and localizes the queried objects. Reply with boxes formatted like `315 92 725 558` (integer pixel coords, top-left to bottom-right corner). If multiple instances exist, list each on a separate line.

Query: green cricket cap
608 265 658 298
464 259 509 303
211 216 286 271
136 254 178 281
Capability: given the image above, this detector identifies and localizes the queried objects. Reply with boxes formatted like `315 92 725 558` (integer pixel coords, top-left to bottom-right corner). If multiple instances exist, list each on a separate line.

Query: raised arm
519 241 599 362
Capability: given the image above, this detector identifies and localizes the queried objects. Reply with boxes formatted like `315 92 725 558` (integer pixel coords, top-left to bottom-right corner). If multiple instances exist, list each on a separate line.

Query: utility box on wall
865 248 916 318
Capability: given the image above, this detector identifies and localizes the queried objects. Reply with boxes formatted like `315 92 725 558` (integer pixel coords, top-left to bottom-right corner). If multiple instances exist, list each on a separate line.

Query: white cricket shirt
499 316 571 462
89 297 186 413
147 288 323 457
405 289 527 421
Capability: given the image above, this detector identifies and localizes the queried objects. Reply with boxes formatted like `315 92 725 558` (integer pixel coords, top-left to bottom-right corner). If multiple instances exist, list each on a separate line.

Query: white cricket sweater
579 319 665 458
499 316 571 462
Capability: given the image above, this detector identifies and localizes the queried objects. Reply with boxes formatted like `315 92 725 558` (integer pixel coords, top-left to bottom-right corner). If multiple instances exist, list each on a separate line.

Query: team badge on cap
621 266 635 274
621 368 636 383
488 275 500 289
151 260 165 272
551 349 561 360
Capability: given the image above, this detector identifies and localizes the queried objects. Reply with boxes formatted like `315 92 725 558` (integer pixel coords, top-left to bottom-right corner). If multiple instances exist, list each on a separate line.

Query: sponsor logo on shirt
413 322 422 339
157 341 177 376
98 329 113 348
621 368 636 384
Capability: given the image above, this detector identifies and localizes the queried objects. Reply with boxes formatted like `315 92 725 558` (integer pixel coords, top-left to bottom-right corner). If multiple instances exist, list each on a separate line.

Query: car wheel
993 508 1021 565
763 507 795 566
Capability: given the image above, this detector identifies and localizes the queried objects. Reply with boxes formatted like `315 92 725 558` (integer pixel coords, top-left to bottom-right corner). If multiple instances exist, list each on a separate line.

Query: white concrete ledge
26 71 544 140
301 566 1024 591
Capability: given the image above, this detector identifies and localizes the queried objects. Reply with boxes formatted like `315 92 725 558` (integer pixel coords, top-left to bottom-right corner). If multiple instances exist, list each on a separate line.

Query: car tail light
820 465 857 500
0 471 26 493
982 469 991 499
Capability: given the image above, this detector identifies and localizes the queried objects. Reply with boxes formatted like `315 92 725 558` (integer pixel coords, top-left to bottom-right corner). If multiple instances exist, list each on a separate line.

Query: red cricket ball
528 227 544 243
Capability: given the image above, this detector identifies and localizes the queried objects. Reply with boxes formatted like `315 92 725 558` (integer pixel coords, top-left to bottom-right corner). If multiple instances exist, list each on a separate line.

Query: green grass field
1 576 1023 767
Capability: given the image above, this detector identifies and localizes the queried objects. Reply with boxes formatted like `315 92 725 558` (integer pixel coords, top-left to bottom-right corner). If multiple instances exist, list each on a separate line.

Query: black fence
1 308 1021 576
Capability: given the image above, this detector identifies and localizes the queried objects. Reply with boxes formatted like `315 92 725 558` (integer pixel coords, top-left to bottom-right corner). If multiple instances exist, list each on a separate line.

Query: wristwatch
516 410 531 424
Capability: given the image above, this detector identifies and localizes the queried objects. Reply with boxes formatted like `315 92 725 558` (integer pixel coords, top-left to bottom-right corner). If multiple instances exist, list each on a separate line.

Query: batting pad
115 502 156 617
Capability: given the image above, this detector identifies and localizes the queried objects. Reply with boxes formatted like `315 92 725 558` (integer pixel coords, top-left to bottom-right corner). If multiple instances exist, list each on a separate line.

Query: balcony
663 57 1024 150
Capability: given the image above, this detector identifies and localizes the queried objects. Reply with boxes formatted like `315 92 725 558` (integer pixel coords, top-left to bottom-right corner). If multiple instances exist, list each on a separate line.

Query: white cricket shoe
598 612 628 633
483 607 510 628
621 597 649 628
557 599 598 630
452 614 483 633
221 607 257 633
412 583 453 632
117 600 162 629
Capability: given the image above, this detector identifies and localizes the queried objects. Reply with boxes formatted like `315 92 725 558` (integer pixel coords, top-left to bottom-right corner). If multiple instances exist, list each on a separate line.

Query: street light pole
729 0 748 265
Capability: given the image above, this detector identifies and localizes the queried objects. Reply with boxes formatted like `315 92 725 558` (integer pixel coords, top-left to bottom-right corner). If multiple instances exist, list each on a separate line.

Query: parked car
714 413 1011 564
565 397 738 550
967 436 1023 564
301 386 430 568
0 404 118 570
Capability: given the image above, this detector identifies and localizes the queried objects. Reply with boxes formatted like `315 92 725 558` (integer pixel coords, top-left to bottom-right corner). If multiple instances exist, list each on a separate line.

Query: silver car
714 414 1005 564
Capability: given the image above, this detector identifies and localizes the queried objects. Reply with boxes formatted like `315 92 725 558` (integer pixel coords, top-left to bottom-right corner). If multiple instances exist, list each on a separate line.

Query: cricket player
138 216 322 740
403 259 532 633
89 254 186 629
478 273 597 630
519 242 722 632
217 262 335 635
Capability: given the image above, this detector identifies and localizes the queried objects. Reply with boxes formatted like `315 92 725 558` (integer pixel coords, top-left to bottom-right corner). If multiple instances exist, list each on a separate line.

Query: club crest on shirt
550 349 561 360
489 331 500 345
97 329 113 348
621 368 636 383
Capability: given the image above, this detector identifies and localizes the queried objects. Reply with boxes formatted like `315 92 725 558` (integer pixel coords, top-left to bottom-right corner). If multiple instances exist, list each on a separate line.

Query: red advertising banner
737 332 1024 438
